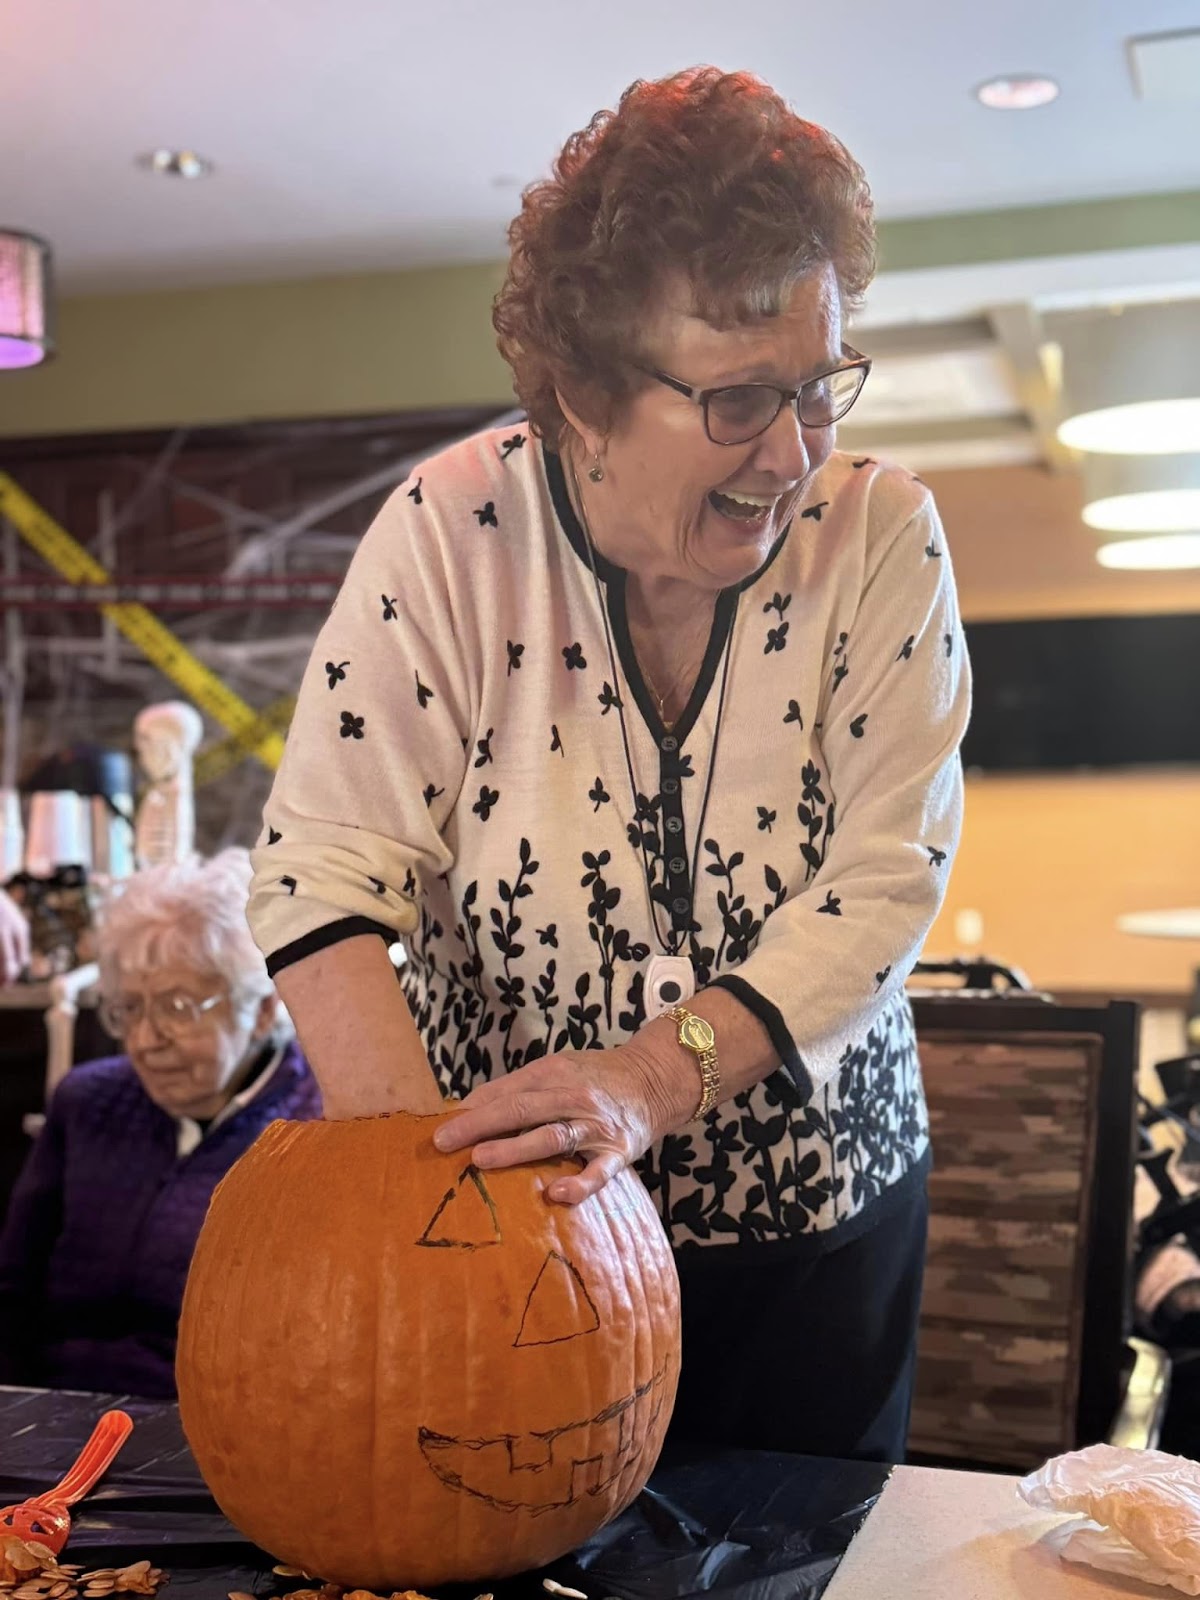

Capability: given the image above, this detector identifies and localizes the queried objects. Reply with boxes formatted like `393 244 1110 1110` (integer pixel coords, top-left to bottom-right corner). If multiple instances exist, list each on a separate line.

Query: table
0 1387 1165 1600
825 1463 1164 1599
1118 908 1200 940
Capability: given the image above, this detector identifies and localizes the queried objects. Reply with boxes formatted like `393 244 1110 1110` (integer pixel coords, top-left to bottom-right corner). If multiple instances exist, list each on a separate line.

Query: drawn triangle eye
417 1166 501 1249
514 1251 601 1346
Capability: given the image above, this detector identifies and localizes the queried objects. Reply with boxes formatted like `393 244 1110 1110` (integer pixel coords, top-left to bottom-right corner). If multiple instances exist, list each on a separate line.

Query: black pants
663 1175 928 1464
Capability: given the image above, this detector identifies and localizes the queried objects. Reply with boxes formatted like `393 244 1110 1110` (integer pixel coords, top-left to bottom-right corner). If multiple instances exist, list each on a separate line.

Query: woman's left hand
432 1042 695 1204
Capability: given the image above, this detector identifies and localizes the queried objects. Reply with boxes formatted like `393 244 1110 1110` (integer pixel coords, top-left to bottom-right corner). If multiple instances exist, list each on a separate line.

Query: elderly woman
250 69 970 1462
0 850 319 1397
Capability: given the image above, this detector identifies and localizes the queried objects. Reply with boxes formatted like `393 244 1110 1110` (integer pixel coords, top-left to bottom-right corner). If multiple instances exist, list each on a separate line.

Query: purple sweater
0 1043 320 1398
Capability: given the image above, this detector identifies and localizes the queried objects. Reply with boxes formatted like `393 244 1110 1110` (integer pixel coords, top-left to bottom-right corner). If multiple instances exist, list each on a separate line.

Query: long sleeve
248 482 474 977
713 488 970 1101
0 1093 66 1382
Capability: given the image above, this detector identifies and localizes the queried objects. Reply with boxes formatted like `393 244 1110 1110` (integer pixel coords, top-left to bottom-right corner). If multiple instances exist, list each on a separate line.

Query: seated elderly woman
0 848 320 1398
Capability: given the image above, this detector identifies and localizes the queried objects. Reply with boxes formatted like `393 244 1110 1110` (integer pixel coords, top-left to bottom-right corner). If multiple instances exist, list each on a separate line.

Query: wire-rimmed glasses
99 988 224 1040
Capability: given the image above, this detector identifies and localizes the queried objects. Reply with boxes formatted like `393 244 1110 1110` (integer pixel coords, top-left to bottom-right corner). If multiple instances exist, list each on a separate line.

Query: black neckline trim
543 445 790 595
543 445 788 748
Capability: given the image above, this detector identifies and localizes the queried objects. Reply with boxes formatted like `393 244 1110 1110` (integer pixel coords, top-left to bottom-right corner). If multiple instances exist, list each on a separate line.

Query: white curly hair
97 848 291 1036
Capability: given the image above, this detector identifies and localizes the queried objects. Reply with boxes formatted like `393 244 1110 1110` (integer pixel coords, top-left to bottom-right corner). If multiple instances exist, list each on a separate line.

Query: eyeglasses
99 988 224 1041
643 345 872 446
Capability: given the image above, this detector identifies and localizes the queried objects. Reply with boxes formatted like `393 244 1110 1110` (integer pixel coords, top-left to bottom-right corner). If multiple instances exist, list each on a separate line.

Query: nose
750 400 813 481
126 1009 168 1050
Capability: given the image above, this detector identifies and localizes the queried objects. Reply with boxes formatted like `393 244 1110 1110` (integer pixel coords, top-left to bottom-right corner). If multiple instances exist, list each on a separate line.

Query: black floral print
339 711 365 740
473 785 500 821
562 642 587 670
798 760 834 880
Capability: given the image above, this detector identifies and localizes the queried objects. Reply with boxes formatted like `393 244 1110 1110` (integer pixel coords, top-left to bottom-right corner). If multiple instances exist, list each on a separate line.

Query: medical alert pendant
644 953 696 1020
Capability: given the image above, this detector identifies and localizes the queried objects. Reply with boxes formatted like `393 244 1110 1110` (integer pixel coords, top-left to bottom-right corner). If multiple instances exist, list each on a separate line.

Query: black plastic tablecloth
0 1387 889 1600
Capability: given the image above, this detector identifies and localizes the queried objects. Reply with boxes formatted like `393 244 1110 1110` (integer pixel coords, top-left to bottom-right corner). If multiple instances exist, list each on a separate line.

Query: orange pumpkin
176 1111 680 1590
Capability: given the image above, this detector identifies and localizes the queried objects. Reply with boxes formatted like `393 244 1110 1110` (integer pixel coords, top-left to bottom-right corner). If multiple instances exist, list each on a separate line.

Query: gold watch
665 1006 721 1119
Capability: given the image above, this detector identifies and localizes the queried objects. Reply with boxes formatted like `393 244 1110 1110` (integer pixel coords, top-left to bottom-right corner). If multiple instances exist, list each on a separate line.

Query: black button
661 734 679 753
672 896 690 915
665 816 683 834
669 857 687 876
660 980 682 1004
662 777 680 795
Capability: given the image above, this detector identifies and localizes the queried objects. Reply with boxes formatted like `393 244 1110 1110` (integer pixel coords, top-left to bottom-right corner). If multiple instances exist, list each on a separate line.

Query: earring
588 454 604 483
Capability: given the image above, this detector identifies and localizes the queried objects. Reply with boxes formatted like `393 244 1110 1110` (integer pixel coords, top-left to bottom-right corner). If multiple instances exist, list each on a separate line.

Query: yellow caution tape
0 471 285 771
194 693 296 787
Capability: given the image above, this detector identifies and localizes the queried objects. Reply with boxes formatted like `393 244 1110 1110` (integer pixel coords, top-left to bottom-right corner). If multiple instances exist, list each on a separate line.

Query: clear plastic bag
1019 1443 1200 1595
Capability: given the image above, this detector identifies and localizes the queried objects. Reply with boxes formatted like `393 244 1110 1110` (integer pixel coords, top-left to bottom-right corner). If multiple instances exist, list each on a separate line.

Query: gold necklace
562 442 694 730
640 662 688 731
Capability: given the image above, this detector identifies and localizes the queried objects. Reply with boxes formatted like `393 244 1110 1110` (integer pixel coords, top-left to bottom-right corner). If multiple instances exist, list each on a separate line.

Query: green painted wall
0 260 514 438
0 190 1195 439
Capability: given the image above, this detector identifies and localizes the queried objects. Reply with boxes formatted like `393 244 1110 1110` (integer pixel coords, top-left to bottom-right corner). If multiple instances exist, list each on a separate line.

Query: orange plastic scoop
0 1409 133 1554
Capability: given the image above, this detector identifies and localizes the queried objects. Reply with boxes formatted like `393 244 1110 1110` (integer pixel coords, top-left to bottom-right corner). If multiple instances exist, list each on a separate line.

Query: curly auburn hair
493 68 875 443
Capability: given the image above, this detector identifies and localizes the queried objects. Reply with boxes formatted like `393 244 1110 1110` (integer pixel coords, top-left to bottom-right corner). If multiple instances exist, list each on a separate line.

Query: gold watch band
665 1005 721 1119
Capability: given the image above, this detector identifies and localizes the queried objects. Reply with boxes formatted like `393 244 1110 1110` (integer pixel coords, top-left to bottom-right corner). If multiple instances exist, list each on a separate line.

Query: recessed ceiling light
1096 533 1200 570
975 74 1060 110
139 148 214 180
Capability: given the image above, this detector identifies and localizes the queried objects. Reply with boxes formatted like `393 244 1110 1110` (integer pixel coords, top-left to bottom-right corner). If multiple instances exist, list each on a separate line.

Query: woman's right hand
0 889 29 985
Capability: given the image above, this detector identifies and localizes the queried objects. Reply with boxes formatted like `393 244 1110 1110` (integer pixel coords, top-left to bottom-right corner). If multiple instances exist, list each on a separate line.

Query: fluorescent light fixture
1084 488 1200 532
1081 452 1200 531
1096 533 1200 570
1055 301 1200 454
975 74 1060 110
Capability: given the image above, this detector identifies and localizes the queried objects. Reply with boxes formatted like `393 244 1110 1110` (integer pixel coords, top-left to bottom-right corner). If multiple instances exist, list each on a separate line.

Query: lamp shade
1081 452 1200 533
1055 301 1200 454
0 230 54 369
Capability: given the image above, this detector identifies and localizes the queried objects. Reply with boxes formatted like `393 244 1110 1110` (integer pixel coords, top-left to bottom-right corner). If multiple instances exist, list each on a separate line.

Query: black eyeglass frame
642 344 872 445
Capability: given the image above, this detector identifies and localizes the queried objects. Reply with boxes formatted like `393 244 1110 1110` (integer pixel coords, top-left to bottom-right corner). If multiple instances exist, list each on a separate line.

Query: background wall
924 466 1200 996
0 262 513 437
925 771 1200 995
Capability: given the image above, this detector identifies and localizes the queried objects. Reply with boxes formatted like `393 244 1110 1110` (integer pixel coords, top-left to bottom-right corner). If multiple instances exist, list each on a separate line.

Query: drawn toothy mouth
418 1365 671 1514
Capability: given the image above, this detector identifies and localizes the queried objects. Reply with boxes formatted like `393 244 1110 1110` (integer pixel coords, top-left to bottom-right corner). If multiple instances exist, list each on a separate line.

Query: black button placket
658 733 693 937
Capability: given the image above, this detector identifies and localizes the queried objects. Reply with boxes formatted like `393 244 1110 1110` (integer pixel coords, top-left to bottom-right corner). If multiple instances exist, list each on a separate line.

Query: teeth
719 491 775 509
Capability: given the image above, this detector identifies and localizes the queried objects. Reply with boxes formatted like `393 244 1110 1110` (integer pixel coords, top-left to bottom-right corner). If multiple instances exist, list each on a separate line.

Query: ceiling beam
985 302 1076 471
852 316 995 358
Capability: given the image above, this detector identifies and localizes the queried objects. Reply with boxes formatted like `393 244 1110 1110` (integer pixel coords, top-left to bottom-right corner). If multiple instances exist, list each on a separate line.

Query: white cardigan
249 426 970 1253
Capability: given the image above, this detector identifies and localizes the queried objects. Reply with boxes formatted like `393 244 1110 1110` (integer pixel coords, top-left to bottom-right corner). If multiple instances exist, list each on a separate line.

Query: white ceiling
2 0 1199 294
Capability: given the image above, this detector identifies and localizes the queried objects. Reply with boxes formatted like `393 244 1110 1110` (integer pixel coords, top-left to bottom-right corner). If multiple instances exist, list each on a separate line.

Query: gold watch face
678 1014 716 1052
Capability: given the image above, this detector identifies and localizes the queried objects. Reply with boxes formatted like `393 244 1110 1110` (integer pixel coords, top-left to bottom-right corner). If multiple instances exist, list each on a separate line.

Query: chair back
909 995 1139 1470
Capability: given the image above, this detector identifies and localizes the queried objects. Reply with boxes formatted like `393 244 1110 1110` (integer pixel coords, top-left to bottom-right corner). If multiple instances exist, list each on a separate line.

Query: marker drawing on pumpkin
417 1165 501 1249
417 1363 672 1515
514 1251 601 1347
